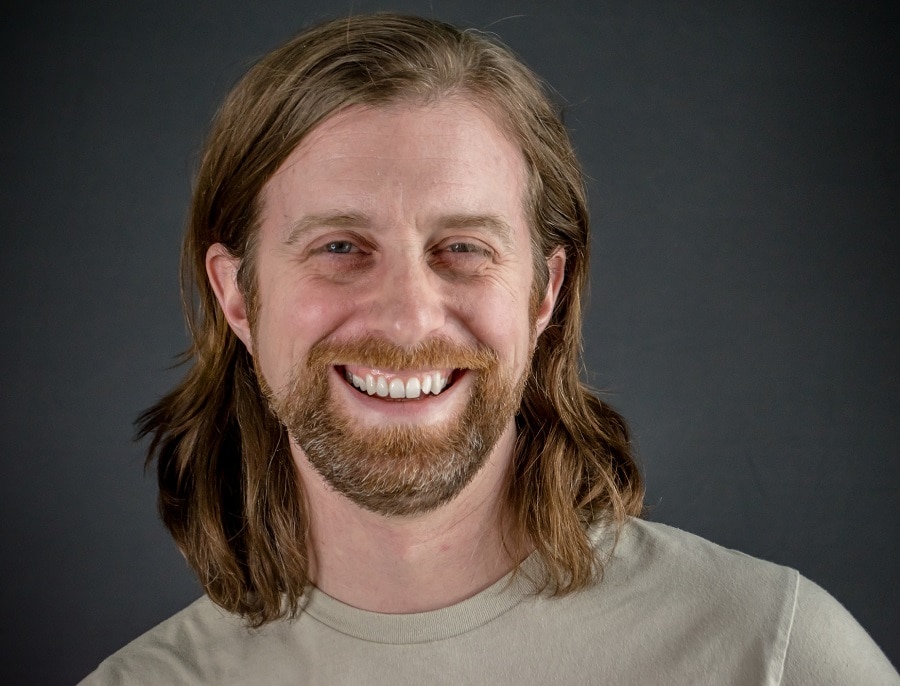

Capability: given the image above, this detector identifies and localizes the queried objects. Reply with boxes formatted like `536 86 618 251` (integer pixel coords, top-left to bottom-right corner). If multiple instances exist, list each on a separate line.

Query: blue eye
447 243 477 253
325 241 355 254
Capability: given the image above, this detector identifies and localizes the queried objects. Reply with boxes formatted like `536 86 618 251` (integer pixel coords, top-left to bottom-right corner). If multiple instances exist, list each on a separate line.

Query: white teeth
345 368 452 399
389 378 405 398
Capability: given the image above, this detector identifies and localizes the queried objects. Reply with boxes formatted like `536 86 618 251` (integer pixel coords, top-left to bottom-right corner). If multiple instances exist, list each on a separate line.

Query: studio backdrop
0 2 896 683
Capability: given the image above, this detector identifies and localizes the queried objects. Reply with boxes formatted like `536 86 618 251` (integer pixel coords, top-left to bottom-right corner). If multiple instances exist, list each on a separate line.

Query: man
82 13 897 684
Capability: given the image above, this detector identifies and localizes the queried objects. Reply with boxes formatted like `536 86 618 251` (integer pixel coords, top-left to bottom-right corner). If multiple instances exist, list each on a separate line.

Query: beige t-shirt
80 519 898 685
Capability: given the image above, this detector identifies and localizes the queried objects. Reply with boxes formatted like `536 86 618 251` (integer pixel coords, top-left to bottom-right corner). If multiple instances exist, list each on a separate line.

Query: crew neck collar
301 550 545 644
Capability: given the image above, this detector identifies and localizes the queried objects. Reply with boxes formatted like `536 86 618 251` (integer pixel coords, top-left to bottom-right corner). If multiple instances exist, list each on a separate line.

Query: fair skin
207 98 564 613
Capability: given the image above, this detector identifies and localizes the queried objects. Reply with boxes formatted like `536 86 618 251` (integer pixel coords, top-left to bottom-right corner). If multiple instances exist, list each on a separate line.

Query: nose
363 249 446 346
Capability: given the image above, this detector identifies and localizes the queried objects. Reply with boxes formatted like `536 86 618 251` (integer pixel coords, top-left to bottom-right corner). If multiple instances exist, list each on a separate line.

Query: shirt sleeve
780 575 899 685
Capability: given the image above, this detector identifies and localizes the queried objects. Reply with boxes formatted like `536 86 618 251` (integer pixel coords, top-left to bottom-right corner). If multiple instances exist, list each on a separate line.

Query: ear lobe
534 248 566 335
206 243 253 352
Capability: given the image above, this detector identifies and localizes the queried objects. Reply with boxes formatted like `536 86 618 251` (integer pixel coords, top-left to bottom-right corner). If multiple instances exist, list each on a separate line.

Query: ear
206 243 254 352
534 247 565 336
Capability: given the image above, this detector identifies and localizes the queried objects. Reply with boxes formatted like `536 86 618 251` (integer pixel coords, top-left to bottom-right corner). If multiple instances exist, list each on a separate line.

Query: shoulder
605 519 799 670
78 597 229 684
78 596 297 685
594 519 898 685
606 517 801 601
780 576 899 685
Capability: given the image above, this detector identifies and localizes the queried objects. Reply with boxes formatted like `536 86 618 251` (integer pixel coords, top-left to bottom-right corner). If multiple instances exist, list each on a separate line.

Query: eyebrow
285 213 371 244
284 211 516 248
435 214 515 249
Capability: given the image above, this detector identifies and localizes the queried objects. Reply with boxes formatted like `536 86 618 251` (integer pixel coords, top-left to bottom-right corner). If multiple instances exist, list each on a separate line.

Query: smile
339 366 457 399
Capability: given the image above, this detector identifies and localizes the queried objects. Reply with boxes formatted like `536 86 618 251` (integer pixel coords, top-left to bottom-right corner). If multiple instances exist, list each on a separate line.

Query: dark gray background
1 1 896 683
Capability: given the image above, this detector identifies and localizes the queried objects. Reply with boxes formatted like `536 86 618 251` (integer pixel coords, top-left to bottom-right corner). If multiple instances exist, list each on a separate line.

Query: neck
292 424 523 613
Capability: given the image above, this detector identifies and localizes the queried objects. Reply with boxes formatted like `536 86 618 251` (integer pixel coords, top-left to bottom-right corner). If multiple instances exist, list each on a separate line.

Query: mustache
305 336 498 371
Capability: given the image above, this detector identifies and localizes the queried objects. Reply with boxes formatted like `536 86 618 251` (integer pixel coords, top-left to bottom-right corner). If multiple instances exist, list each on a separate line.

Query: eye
446 242 480 253
434 239 493 260
325 240 357 254
440 241 494 257
430 239 494 277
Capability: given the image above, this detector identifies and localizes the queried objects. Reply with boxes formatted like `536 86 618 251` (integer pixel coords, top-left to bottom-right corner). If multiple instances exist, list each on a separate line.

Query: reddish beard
265 337 526 516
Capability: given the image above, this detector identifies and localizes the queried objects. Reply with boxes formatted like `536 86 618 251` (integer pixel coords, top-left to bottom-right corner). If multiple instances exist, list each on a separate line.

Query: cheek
252 278 356 385
456 288 534 372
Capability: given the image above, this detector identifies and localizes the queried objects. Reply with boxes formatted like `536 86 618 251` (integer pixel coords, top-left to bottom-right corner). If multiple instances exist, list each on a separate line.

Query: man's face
211 98 561 516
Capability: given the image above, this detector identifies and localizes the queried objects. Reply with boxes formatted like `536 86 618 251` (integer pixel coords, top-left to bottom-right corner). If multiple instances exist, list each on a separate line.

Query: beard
264 337 527 517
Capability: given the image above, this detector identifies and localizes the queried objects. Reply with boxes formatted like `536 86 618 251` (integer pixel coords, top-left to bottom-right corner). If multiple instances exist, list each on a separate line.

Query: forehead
294 96 521 165
258 98 531 233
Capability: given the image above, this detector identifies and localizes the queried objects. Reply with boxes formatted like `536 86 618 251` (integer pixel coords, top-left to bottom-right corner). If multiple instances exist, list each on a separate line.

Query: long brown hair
138 13 644 626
